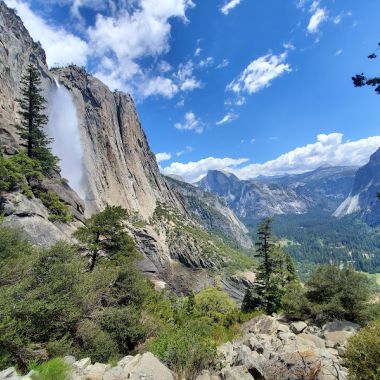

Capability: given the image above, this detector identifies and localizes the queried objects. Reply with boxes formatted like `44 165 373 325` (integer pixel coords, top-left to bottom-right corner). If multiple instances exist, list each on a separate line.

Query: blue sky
6 0 380 182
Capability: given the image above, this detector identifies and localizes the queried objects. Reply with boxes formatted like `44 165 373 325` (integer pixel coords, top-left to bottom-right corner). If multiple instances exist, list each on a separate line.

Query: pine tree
254 218 284 314
17 64 57 172
73 206 135 271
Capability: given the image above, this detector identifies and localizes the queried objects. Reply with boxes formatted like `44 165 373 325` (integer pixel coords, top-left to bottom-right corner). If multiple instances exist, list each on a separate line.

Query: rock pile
0 316 359 380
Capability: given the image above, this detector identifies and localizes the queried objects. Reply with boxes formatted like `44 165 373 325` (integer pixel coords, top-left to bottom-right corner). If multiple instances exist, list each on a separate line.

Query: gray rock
117 355 134 368
123 352 175 380
64 355 77 365
298 333 326 349
102 366 124 380
322 321 360 334
221 366 254 380
195 370 212 380
72 358 91 373
0 368 19 380
290 321 307 334
242 315 279 335
324 331 354 349
84 363 110 380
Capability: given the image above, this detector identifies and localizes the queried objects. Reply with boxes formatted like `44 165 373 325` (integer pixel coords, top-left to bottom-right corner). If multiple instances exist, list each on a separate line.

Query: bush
30 358 70 380
149 319 217 379
283 265 373 325
38 190 73 223
194 287 237 326
345 320 380 380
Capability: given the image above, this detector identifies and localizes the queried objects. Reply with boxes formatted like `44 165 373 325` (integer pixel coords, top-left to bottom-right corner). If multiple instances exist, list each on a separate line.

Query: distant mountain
197 167 357 220
166 176 253 249
334 148 380 226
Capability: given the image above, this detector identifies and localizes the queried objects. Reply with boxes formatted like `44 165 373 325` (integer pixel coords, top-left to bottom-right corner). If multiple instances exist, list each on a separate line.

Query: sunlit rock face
52 66 184 218
335 148 380 226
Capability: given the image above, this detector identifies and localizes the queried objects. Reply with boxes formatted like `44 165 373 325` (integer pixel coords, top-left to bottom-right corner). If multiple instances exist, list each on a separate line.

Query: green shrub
38 190 73 223
150 319 217 379
30 358 70 380
76 320 119 363
283 265 373 325
194 287 237 326
345 320 380 380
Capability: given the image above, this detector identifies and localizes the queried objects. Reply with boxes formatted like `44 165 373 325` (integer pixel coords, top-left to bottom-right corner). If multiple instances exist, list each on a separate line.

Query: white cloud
216 59 229 69
162 157 249 182
175 60 203 91
307 7 327 33
251 138 256 144
199 57 214 68
158 60 173 73
216 112 238 125
227 52 291 95
176 145 193 157
156 152 172 163
5 0 90 67
220 0 243 15
335 49 343 56
161 133 380 182
283 42 296 50
138 76 178 98
194 47 202 56
175 111 203 134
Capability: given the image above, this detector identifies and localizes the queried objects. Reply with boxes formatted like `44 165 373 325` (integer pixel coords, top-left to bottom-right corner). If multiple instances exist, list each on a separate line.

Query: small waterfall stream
47 78 86 199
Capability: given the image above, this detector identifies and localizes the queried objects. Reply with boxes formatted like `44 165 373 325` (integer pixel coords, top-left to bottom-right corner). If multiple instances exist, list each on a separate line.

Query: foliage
0 223 245 375
16 64 58 172
73 206 135 271
345 320 380 380
149 319 217 379
352 43 380 95
0 152 42 196
282 265 374 325
262 210 380 275
30 358 70 380
247 218 297 314
38 190 73 223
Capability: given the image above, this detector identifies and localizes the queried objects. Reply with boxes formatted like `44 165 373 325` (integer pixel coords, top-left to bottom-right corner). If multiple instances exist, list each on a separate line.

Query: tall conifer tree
17 64 57 172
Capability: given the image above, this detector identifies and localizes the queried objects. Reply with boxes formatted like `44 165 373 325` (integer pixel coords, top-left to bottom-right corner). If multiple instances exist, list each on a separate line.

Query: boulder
217 342 236 366
195 370 212 380
221 366 254 380
123 352 175 380
322 321 360 334
84 363 110 380
298 333 326 349
242 315 279 335
72 358 91 373
102 367 124 380
290 321 307 334
324 331 354 349
117 356 134 368
0 368 19 380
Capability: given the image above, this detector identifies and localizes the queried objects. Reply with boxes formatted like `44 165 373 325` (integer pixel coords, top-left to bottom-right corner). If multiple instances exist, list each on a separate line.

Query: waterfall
47 78 86 199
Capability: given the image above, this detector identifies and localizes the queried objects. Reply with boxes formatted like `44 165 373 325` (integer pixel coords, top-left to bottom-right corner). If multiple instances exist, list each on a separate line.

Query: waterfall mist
47 79 86 199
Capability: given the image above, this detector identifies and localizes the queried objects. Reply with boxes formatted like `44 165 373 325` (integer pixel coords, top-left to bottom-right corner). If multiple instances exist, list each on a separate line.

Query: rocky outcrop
166 176 252 249
334 148 380 226
208 315 355 380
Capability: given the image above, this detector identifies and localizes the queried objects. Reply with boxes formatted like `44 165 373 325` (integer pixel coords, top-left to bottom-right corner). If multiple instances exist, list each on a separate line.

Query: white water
47 79 86 199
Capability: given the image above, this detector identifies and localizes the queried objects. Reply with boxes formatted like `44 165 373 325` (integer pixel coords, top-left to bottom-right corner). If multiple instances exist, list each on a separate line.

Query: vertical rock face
0 2 50 154
334 148 380 226
52 66 184 218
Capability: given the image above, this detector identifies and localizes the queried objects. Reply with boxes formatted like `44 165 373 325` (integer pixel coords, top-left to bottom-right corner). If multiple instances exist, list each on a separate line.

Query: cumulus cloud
175 111 203 133
227 52 291 95
161 133 380 182
5 0 90 67
307 7 327 33
156 152 172 163
216 112 238 125
176 145 193 157
138 76 178 98
162 157 249 182
220 0 243 15
175 60 203 92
